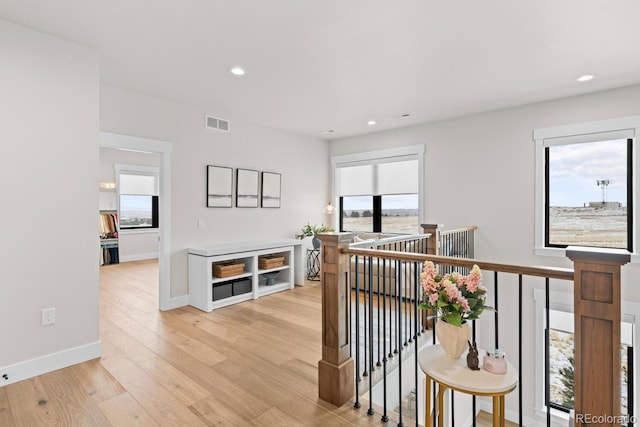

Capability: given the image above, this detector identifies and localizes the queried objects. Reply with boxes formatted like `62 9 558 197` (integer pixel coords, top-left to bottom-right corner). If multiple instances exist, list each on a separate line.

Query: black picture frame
206 165 233 208
236 168 259 208
261 172 281 208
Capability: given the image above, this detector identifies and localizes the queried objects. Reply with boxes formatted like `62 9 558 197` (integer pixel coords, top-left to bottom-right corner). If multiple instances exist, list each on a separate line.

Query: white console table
188 239 303 312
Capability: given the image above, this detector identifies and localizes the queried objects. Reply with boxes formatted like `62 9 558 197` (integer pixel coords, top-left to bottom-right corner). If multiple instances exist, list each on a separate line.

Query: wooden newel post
566 247 630 426
317 232 354 406
421 224 440 255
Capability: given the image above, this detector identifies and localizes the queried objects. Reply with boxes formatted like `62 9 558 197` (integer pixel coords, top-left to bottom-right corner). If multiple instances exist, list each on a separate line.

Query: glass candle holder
483 349 507 374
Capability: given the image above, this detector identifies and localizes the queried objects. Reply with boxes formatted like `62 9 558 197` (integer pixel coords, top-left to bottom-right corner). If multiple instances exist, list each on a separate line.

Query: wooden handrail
343 247 574 281
439 225 479 234
349 233 431 249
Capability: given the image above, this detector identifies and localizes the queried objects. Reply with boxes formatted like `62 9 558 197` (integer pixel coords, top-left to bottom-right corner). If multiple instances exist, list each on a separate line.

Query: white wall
99 146 160 181
99 147 160 261
117 233 159 262
0 19 100 379
99 85 330 298
329 84 640 424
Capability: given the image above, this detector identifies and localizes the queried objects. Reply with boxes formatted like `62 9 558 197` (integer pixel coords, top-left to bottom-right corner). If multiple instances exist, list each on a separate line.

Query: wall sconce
99 181 117 190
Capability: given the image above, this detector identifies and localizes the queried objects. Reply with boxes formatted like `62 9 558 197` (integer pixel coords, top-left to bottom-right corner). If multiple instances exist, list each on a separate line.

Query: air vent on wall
205 115 230 132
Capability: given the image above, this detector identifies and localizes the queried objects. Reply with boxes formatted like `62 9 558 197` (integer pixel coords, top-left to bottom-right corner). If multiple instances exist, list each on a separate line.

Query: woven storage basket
212 261 245 278
258 255 285 270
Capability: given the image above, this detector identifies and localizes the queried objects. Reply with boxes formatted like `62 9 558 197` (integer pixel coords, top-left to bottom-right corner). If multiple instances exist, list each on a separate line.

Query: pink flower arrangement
419 261 492 327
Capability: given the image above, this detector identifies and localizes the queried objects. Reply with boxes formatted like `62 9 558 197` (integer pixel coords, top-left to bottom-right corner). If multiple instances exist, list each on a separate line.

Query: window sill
119 228 159 235
534 406 570 425
534 247 566 258
535 246 640 264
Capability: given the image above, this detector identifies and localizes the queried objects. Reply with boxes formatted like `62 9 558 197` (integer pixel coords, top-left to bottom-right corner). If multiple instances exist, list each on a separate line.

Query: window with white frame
534 289 636 420
546 138 631 250
332 146 424 235
116 165 159 230
533 116 640 257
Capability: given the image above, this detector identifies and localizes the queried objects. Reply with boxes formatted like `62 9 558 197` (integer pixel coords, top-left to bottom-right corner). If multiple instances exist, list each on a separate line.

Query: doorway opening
99 132 173 310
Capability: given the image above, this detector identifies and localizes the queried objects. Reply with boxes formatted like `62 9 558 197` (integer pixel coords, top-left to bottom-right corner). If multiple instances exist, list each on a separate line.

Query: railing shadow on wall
316 226 631 427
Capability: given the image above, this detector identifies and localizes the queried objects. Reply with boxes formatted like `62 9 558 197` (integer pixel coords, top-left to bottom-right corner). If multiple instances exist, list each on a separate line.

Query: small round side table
418 344 518 427
306 248 320 281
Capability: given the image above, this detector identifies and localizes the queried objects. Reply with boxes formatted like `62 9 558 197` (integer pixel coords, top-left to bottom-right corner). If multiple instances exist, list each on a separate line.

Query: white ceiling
2 1 640 140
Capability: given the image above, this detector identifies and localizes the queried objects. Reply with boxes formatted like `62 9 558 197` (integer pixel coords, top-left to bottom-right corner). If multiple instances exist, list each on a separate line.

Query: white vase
435 320 471 359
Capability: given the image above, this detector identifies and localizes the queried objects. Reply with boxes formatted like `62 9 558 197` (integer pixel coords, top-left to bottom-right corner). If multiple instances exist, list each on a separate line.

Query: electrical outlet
42 307 56 326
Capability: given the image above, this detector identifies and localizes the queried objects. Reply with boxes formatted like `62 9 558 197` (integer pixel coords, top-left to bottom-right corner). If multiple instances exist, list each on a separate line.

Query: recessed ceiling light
577 75 594 82
321 130 335 134
230 66 246 76
367 120 377 126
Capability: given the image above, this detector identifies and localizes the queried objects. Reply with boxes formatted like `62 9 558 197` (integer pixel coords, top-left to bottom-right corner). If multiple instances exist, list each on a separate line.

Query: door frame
99 131 174 310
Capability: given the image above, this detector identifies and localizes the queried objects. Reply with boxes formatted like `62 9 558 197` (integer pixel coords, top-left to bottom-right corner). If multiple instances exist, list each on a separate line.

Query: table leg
499 395 505 427
425 376 431 427
493 396 500 426
437 385 445 427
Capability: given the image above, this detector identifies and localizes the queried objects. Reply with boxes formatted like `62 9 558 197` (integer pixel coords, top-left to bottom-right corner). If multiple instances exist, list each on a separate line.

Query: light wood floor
0 260 514 426
1 260 395 426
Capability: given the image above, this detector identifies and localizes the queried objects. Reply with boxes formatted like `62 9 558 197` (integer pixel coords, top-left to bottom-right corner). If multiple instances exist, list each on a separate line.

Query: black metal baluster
433 310 437 427
628 345 634 427
494 271 499 349
348 256 355 404
354 256 361 408
381 259 389 423
519 274 523 426
408 262 412 345
447 235 452 274
389 257 395 360
397 259 404 427
413 261 420 425
472 319 476 427
368 256 374 416
405 261 409 346
454 231 458 263
394 260 399 356
414 259 420 339
451 389 455 426
363 256 368 379
377 257 382 367
545 278 550 427
466 230 469 264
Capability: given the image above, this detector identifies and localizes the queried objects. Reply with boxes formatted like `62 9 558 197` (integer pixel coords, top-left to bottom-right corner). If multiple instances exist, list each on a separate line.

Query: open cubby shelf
188 240 299 312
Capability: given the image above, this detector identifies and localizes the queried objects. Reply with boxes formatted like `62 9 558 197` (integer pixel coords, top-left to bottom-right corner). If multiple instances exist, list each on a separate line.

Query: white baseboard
119 252 158 262
0 341 101 387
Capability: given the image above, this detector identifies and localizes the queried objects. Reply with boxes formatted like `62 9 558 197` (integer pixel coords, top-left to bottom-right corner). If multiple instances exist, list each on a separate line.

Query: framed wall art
261 172 281 208
236 168 259 208
206 165 233 208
